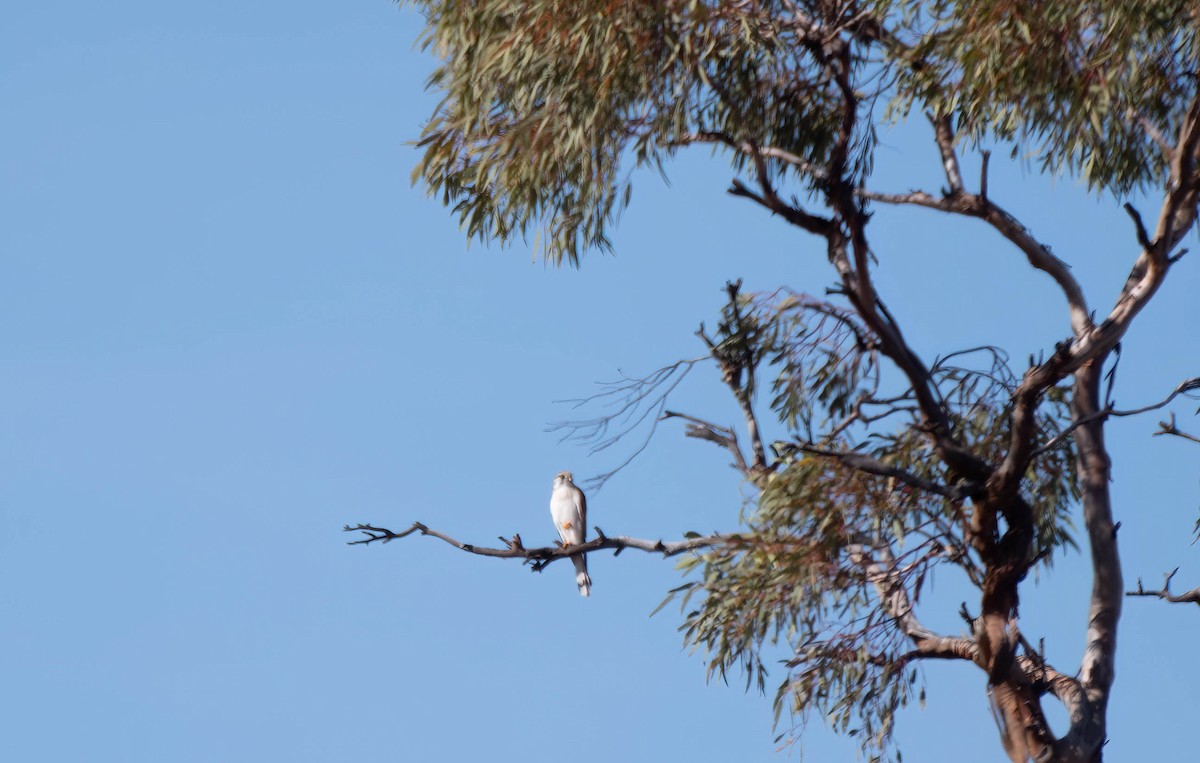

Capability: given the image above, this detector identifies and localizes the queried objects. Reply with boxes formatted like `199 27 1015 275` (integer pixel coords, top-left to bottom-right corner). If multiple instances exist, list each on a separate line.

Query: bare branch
931 113 964 194
817 56 988 485
1032 375 1200 456
662 410 751 476
1155 412 1200 444
791 441 971 499
1126 568 1200 606
976 94 1200 554
1079 89 1200 371
344 522 728 572
898 635 978 663
858 186 1092 336
547 358 703 489
1072 361 1122 706
1110 376 1200 417
727 174 832 236
690 64 836 238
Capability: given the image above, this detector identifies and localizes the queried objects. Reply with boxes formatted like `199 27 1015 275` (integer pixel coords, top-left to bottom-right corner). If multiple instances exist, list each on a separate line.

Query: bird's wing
574 486 587 544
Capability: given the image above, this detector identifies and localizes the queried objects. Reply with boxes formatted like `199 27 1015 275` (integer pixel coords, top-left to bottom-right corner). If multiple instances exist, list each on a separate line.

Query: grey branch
344 522 728 572
661 410 751 477
1126 568 1200 606
865 109 1096 337
979 150 991 202
931 113 964 193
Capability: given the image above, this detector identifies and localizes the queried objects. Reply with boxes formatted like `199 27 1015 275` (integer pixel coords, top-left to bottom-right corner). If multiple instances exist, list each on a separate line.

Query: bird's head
554 470 574 486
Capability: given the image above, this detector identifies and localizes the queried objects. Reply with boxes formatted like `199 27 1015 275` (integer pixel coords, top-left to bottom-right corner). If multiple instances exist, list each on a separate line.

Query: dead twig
1126 568 1200 606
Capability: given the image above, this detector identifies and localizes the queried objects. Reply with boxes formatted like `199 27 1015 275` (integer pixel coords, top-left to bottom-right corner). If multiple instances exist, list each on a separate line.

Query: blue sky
2 3 1198 761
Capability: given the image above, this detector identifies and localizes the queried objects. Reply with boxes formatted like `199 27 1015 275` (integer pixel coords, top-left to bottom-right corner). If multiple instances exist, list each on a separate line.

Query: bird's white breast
550 483 585 543
549 485 577 522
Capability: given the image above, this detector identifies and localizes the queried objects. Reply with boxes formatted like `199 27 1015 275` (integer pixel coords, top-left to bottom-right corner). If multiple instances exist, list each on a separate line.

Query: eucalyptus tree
348 2 1200 761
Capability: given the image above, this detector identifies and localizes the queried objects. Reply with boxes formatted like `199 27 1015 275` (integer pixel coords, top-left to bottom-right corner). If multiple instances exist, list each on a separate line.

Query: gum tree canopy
350 2 1200 761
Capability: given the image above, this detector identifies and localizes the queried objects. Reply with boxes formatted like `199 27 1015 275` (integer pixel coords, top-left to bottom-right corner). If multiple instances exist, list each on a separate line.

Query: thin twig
547 358 705 489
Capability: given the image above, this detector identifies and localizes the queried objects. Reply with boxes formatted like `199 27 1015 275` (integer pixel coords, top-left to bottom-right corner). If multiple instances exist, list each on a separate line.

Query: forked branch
1126 568 1200 606
1156 413 1200 444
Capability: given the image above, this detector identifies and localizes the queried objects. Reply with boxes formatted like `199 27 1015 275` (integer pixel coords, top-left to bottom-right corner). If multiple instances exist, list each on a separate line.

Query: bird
549 470 592 597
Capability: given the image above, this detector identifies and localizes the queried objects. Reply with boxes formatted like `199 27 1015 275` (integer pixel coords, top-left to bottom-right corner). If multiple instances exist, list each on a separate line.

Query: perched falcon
549 470 592 597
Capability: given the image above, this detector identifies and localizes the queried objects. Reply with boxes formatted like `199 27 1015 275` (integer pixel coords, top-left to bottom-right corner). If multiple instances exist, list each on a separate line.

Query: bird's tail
572 554 592 598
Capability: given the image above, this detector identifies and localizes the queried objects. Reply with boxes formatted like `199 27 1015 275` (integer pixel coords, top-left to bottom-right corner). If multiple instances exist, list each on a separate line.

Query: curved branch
820 48 988 484
727 177 832 235
857 187 1092 337
899 634 978 663
344 523 728 571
